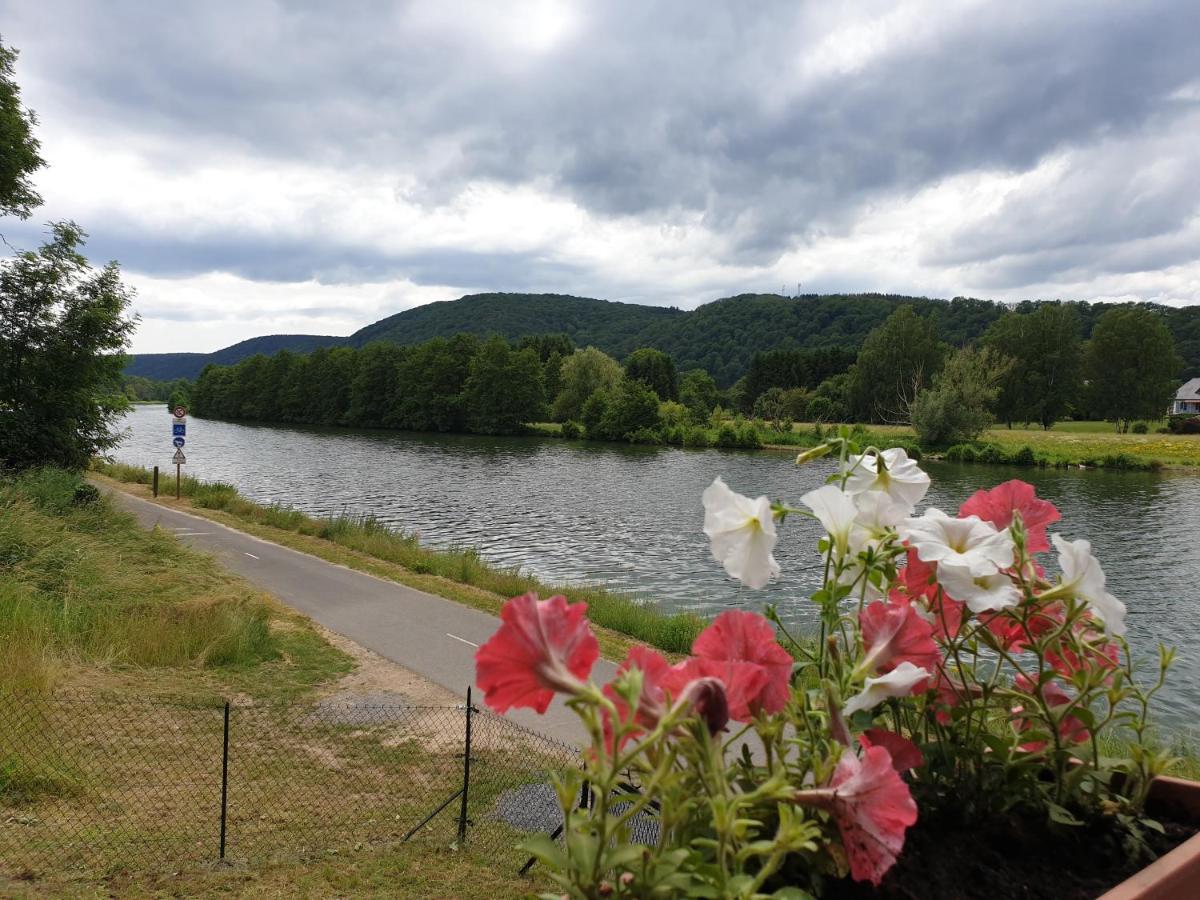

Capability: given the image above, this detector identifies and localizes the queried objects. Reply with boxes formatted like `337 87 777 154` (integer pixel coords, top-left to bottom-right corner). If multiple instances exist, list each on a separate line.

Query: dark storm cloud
1 0 1198 293
70 222 585 291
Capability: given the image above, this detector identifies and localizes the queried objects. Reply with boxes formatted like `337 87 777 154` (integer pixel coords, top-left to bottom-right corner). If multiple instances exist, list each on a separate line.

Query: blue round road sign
173 436 185 448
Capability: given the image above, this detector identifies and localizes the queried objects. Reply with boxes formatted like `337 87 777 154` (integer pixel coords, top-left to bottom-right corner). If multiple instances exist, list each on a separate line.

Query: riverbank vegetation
92 460 707 660
186 294 1190 473
0 467 349 696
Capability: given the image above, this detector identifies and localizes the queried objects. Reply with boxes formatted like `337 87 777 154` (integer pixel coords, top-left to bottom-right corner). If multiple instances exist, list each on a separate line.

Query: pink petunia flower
859 729 925 772
793 746 919 886
475 592 599 714
1012 674 1090 752
959 480 1060 555
666 656 767 725
692 610 793 714
601 645 675 751
858 599 940 676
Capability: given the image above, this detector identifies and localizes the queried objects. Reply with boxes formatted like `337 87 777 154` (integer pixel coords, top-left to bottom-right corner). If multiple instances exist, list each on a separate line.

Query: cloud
0 0 1197 352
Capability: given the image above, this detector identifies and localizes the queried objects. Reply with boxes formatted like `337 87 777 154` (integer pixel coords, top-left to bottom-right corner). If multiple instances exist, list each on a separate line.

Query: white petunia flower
702 478 780 589
852 488 909 539
802 484 886 600
843 661 931 717
937 562 1021 613
801 484 862 551
898 508 1015 577
1051 534 1127 636
844 448 931 512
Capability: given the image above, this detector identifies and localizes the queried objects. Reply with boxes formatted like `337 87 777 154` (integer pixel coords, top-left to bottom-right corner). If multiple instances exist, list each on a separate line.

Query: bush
581 390 611 439
560 420 583 440
715 424 739 448
71 483 101 506
945 444 977 463
682 426 710 448
977 444 1005 464
1131 421 1149 434
737 423 762 449
1167 414 1200 434
1011 446 1036 466
626 427 663 445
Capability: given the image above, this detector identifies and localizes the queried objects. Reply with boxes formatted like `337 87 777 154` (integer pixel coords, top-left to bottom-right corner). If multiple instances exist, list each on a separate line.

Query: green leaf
1046 802 1083 826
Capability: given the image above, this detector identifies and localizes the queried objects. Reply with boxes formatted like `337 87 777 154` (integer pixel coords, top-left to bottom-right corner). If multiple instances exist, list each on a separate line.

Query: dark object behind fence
0 690 579 875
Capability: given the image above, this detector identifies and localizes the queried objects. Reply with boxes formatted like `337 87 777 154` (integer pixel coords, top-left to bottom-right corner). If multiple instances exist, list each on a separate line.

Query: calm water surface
116 406 1200 726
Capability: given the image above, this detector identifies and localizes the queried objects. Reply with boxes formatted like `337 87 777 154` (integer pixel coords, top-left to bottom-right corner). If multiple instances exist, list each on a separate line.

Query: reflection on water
115 406 1200 725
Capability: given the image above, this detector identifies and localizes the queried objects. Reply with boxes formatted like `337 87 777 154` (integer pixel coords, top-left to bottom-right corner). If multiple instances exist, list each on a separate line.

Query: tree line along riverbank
175 301 1195 470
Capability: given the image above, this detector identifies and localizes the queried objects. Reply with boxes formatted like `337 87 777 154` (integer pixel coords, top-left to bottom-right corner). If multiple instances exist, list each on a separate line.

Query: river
115 405 1200 727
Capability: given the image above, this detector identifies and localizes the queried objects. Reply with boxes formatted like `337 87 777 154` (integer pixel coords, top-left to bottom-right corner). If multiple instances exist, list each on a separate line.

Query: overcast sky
2 1 1199 354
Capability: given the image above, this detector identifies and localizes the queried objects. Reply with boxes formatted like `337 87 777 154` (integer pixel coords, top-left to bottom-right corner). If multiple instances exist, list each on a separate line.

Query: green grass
93 460 707 659
0 468 350 697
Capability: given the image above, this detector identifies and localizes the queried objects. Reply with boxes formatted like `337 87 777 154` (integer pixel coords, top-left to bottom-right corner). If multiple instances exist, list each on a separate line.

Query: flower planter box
1100 776 1200 900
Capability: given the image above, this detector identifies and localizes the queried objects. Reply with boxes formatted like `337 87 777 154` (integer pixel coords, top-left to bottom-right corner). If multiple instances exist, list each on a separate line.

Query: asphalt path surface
106 488 616 746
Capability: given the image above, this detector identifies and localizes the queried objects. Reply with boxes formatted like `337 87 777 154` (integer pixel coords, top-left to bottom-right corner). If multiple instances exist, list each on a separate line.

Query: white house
1172 378 1200 415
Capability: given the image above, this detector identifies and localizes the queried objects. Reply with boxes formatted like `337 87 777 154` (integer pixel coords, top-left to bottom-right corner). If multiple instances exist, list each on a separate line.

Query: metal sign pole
176 463 181 500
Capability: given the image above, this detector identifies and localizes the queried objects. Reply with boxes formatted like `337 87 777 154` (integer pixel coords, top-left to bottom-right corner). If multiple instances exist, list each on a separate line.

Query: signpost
170 408 188 499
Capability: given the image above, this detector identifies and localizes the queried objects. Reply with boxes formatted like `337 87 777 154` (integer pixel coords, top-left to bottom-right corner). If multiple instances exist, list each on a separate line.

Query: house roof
1176 378 1200 401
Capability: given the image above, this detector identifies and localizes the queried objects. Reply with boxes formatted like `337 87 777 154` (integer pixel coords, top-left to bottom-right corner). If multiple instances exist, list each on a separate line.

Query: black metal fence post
219 700 230 860
457 686 473 845
152 465 159 497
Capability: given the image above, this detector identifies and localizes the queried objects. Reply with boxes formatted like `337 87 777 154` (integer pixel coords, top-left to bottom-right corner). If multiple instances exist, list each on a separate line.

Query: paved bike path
106 488 615 747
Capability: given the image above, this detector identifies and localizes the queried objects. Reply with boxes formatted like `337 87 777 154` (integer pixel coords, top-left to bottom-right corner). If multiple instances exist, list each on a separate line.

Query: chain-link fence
0 690 581 877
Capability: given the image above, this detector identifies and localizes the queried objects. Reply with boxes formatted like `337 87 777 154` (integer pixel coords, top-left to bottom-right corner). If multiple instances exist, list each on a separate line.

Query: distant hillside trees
0 224 136 469
1083 307 1181 432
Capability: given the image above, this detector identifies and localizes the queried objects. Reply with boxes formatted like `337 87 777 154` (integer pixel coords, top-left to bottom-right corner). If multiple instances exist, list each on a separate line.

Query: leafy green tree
623 347 678 400
1084 307 1181 432
0 40 45 219
983 304 1082 429
595 378 662 441
679 368 719 422
812 373 852 422
849 306 945 423
580 389 611 438
166 385 190 415
553 347 623 421
463 336 544 434
910 346 1012 446
348 342 402 426
0 223 136 469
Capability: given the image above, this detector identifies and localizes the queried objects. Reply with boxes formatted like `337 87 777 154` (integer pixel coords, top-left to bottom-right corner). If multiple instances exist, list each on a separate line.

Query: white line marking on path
173 531 211 536
446 633 479 648
244 552 259 560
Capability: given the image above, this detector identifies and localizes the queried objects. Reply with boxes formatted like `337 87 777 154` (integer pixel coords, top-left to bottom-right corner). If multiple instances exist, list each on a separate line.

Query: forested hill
125 333 345 380
124 291 1200 385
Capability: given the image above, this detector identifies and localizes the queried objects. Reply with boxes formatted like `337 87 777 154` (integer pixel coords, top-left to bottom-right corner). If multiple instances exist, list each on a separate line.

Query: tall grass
93 460 708 654
0 468 283 692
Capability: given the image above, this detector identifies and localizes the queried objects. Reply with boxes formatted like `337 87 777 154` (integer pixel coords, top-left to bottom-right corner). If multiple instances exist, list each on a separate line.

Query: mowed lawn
788 420 1200 468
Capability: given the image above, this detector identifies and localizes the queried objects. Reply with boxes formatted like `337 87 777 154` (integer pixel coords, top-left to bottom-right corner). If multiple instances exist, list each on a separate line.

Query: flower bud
620 872 635 887
680 676 730 734
796 443 832 465
598 881 614 896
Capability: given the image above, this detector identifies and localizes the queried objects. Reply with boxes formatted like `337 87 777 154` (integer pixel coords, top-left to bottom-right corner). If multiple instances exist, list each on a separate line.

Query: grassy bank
0 468 350 697
92 459 706 660
0 468 555 897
